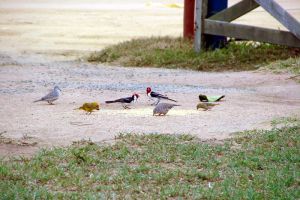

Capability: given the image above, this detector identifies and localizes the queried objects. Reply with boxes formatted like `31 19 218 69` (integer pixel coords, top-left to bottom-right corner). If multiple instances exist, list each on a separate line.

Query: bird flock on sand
33 86 225 116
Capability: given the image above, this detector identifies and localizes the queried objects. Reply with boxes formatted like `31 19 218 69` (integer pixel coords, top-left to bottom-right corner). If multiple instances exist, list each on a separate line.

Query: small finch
196 102 218 111
33 86 62 105
199 94 225 102
77 102 100 114
153 103 180 116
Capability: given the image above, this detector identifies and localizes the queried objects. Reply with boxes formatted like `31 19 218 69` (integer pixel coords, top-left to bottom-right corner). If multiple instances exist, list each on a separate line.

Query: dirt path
0 0 300 157
0 51 300 157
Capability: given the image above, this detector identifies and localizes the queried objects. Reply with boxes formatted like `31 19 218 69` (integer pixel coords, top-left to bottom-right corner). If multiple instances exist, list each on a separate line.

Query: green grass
259 57 300 76
87 36 300 71
1 124 299 199
270 116 300 128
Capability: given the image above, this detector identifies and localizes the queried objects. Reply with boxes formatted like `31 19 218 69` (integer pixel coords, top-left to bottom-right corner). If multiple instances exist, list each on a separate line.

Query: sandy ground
1 52 300 157
0 0 299 55
0 0 300 157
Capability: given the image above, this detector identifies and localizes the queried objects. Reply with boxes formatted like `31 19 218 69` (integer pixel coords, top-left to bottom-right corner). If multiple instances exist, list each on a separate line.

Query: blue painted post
205 0 228 49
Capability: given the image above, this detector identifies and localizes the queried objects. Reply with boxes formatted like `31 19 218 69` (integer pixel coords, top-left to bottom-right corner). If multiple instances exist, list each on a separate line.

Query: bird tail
33 99 42 103
217 95 225 101
105 100 116 104
164 97 177 102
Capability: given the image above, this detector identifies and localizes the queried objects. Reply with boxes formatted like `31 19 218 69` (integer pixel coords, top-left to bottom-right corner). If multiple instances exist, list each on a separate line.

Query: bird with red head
146 87 177 105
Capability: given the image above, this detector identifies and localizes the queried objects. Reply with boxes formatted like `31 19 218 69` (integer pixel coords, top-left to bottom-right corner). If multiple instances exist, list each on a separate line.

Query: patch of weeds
260 57 300 75
271 116 300 128
0 134 38 146
88 36 300 71
259 57 300 82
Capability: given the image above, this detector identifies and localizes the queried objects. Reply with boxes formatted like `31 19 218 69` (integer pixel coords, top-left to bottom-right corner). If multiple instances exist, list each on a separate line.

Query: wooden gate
194 0 300 52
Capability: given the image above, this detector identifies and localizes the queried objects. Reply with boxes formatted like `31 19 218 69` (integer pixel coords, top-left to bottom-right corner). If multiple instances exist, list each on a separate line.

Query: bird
105 93 139 109
196 102 218 111
146 87 177 105
33 86 62 105
199 94 225 102
153 103 180 116
77 102 100 114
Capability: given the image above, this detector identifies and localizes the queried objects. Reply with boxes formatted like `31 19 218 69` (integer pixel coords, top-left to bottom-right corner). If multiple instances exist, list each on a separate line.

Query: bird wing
153 103 178 114
41 90 58 101
207 95 225 102
118 97 133 103
153 104 167 114
150 91 167 98
106 96 132 104
151 92 177 102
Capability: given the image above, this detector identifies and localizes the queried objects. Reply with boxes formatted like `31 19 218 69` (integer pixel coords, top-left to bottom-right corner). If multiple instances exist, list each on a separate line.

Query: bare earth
0 0 300 157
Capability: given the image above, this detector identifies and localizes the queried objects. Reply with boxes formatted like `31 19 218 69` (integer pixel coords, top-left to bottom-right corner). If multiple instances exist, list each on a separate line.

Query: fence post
184 0 195 39
194 0 202 52
194 0 207 53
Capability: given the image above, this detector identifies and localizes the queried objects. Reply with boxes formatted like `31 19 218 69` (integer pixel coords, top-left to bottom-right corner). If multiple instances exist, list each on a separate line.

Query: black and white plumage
146 87 177 105
33 86 62 105
105 93 139 109
153 103 180 116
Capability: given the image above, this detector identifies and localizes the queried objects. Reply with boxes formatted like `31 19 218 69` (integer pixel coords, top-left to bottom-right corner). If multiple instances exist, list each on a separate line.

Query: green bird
199 94 225 102
196 102 218 111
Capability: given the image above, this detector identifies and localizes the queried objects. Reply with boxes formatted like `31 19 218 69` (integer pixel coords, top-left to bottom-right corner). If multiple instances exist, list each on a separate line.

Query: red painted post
183 0 195 39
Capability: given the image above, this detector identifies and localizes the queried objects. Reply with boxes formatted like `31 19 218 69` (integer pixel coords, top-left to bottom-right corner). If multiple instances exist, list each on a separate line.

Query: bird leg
150 100 156 106
122 104 131 109
151 99 160 106
155 99 160 105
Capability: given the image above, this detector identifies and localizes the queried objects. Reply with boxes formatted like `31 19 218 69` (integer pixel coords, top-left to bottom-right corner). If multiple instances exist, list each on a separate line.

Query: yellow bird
77 102 100 114
197 102 218 111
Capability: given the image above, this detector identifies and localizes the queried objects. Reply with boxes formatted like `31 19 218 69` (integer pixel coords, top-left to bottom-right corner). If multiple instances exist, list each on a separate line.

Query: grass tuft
259 57 300 82
1 121 299 199
88 36 300 71
259 57 300 75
